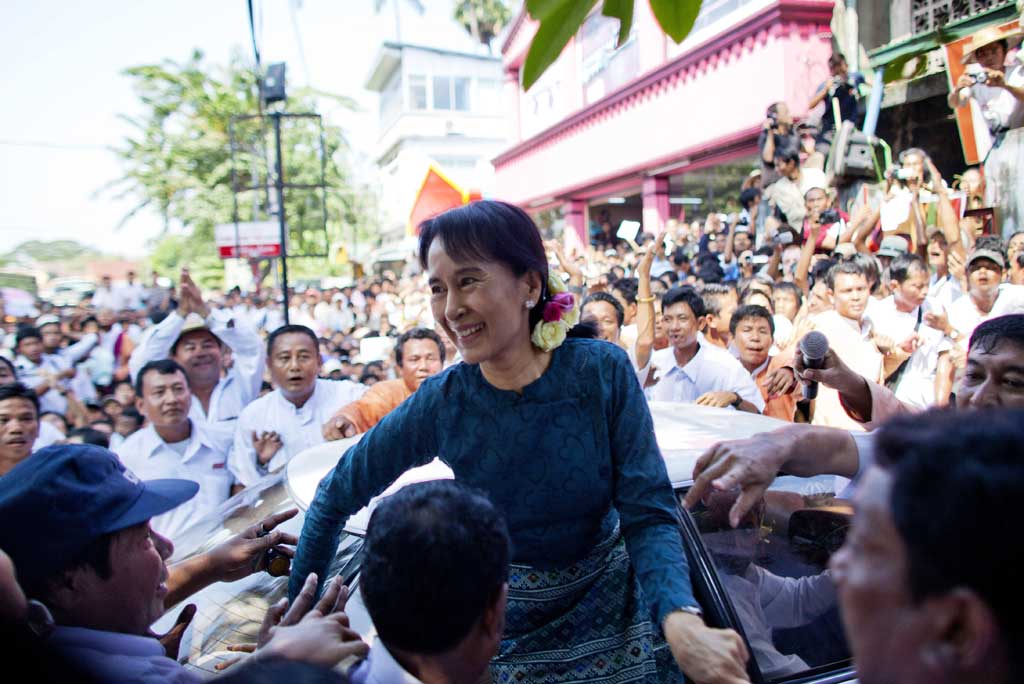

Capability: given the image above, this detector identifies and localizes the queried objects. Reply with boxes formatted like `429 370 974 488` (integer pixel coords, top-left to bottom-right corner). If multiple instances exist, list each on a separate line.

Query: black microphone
798 331 829 401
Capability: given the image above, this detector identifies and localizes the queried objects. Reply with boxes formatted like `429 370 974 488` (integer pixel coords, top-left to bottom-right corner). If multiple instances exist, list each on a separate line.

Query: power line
0 139 109 152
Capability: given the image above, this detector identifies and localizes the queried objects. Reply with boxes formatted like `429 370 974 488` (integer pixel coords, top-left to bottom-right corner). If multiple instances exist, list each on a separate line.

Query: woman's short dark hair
418 201 549 330
395 327 445 366
662 286 707 318
582 292 625 327
360 480 510 655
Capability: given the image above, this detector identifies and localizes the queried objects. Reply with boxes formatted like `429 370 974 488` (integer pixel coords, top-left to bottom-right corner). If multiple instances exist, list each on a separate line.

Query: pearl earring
525 300 535 309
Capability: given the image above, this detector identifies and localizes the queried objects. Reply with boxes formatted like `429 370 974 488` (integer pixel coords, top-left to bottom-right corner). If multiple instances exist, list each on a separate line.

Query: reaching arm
633 230 664 372
289 377 441 601
128 311 185 381
929 161 967 258
684 424 861 528
808 82 828 110
794 220 821 295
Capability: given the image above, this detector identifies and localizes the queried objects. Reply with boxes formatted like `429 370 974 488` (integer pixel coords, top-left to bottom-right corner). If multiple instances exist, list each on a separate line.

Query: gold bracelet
636 295 656 303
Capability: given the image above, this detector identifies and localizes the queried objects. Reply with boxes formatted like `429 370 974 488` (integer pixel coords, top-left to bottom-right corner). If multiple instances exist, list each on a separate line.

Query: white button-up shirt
129 310 265 430
868 296 951 409
642 339 765 411
114 420 234 539
229 378 368 487
948 283 1024 341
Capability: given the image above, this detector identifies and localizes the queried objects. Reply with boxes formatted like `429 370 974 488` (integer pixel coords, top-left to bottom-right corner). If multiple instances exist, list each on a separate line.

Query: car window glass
683 474 851 682
154 479 371 673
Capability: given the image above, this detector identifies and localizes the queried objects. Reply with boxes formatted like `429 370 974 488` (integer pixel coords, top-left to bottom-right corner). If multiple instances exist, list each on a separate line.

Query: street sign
214 221 282 259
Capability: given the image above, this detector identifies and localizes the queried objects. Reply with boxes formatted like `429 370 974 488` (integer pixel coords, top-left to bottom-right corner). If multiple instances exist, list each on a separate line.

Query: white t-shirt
868 296 950 409
948 284 1024 340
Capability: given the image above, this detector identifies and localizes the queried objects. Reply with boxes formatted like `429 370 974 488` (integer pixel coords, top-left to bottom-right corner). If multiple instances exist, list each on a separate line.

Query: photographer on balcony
758 102 799 189
808 54 866 155
947 26 1024 134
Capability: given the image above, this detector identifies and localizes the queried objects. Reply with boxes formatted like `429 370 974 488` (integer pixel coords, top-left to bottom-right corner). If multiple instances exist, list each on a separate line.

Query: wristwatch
947 328 961 342
730 392 743 408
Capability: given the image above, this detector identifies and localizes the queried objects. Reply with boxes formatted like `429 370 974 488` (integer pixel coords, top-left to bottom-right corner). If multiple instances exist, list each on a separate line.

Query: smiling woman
291 200 750 684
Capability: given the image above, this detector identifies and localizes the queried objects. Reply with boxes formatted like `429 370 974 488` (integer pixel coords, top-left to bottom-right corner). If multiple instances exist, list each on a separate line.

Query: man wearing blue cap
0 444 367 682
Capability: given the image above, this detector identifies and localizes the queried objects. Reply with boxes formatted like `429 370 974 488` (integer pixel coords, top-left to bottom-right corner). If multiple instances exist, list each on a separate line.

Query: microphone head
798 331 829 361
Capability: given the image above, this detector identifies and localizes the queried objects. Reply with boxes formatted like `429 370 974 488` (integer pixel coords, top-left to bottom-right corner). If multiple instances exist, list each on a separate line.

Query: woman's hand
664 611 750 683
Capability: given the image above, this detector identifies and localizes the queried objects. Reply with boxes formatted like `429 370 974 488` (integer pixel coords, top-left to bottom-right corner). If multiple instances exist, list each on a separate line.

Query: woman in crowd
291 200 748 684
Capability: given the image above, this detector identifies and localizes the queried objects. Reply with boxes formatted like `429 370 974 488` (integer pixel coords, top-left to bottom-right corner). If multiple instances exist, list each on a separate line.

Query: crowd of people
1 38 1023 684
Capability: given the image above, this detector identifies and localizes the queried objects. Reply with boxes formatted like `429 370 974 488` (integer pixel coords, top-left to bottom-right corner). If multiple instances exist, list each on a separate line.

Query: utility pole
272 111 290 325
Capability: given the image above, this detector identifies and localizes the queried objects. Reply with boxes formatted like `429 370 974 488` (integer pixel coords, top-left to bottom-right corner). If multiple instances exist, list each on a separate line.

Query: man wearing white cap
940 243 1024 340
129 270 264 430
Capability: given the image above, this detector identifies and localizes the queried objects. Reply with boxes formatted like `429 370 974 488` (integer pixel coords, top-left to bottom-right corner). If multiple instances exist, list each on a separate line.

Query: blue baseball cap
0 444 198 582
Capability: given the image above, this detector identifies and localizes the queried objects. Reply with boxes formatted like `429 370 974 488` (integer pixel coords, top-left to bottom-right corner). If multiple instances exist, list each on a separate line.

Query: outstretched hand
257 573 368 668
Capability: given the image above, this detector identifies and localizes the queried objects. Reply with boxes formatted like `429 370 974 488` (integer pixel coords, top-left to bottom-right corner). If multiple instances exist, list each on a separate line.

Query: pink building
495 0 835 242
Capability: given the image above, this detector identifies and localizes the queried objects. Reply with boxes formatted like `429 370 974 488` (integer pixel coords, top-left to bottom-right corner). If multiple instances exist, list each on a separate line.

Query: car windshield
683 475 852 682
154 475 373 675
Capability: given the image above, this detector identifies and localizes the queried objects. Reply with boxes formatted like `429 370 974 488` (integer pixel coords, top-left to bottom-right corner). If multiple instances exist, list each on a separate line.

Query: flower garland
530 272 580 352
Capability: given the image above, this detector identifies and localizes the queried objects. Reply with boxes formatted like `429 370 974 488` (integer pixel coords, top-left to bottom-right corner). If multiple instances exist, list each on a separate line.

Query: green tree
454 0 511 48
522 0 703 90
106 49 378 289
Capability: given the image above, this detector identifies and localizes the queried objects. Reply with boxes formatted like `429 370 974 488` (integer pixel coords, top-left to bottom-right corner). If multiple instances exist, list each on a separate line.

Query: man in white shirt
869 254 954 408
350 480 508 684
926 230 962 311
229 324 367 487
37 314 98 379
91 275 120 311
115 359 234 539
642 286 764 412
943 245 1024 340
13 327 73 416
0 383 39 476
117 270 147 311
809 260 883 430
129 270 264 430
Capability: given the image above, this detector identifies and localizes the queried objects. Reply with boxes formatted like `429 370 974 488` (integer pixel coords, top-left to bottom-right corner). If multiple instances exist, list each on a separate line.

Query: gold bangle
636 295 657 303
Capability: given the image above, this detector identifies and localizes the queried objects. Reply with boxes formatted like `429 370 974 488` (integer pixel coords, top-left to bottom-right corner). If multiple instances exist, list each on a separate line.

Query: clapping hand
178 269 211 319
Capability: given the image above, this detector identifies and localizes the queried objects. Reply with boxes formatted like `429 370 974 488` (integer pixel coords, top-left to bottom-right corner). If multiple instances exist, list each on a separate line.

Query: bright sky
0 0 482 258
